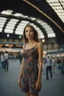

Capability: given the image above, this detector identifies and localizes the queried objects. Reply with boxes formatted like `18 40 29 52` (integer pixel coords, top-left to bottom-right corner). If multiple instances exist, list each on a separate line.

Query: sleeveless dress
21 44 40 94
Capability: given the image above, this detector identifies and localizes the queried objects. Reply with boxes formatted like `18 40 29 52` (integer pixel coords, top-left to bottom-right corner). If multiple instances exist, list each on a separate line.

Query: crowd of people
43 55 64 80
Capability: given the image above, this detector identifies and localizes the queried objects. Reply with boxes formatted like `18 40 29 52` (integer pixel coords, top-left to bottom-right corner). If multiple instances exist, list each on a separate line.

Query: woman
18 24 43 96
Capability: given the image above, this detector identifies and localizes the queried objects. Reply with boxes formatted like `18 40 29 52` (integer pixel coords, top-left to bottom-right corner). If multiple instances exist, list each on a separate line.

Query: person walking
0 52 4 68
4 51 9 71
45 55 52 80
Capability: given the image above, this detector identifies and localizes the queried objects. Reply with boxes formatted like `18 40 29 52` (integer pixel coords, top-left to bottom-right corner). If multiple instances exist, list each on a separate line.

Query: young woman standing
18 24 43 96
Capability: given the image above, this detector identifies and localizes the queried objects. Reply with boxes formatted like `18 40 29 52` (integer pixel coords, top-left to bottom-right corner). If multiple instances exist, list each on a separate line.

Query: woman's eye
25 30 28 32
30 30 33 32
25 30 33 32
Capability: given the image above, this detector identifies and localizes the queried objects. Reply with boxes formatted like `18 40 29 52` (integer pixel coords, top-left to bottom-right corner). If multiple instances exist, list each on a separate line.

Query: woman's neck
28 39 35 44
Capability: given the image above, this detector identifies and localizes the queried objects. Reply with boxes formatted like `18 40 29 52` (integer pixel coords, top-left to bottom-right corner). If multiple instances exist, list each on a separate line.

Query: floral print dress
21 44 40 94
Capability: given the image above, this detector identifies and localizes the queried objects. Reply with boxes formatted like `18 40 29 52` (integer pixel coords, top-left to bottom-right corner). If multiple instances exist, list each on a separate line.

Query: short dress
21 44 41 94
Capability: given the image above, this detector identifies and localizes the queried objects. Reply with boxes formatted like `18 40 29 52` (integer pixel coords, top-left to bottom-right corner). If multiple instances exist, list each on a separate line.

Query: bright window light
0 28 3 32
21 21 29 24
46 0 64 22
0 17 7 20
30 17 36 20
4 19 19 33
39 35 44 39
14 13 23 17
30 23 44 38
0 17 7 32
48 33 56 38
37 19 56 38
5 29 13 33
15 21 29 35
15 21 44 38
15 30 23 35
1 10 13 15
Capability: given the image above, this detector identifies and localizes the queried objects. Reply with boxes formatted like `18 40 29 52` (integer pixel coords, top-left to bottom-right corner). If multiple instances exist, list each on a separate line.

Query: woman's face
25 26 34 40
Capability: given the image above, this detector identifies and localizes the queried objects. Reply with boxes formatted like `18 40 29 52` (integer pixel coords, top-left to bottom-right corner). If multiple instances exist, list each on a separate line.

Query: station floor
0 59 64 96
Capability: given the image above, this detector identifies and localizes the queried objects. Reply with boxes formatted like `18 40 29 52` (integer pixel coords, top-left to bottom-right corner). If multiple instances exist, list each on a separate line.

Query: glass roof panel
0 28 3 32
46 0 64 23
4 19 19 33
15 21 44 38
15 21 29 35
0 17 7 32
37 19 56 38
0 12 56 39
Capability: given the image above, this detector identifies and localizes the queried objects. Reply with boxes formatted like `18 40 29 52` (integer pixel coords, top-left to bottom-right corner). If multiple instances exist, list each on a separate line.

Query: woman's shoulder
37 42 43 48
22 44 26 49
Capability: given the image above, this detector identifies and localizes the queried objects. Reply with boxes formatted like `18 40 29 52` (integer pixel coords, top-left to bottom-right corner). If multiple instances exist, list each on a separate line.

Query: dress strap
23 43 38 50
34 43 38 48
23 44 26 50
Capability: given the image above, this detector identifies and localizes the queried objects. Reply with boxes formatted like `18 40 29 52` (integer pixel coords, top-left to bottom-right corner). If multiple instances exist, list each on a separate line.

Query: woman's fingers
18 79 21 88
36 81 42 91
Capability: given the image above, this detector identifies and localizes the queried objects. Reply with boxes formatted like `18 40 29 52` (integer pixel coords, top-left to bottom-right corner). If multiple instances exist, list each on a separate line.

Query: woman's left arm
37 42 43 82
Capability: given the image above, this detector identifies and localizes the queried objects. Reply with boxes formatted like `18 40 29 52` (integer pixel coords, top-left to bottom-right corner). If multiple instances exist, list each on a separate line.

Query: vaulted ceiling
0 0 64 45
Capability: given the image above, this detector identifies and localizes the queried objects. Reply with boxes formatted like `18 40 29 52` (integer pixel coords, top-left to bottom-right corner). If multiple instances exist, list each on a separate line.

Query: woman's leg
30 93 38 96
25 92 30 96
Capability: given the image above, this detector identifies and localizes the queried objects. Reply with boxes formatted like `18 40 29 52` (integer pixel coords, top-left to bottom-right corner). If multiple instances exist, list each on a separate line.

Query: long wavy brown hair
23 23 39 43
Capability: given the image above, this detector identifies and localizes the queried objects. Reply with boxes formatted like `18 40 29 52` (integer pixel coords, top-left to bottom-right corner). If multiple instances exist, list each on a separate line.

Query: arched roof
0 0 64 44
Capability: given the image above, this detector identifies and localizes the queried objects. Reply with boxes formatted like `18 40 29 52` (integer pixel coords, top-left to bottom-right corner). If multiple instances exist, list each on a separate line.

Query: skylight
46 0 64 23
0 17 7 32
37 19 56 38
0 10 56 39
15 21 29 35
4 19 19 33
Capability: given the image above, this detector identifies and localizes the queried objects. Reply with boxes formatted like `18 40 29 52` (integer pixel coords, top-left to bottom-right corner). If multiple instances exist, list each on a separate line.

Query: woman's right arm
18 44 25 80
18 44 25 88
18 57 24 88
19 57 24 79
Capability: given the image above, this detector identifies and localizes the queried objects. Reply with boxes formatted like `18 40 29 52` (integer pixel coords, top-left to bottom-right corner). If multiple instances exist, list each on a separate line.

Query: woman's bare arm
37 42 43 82
18 57 25 79
18 45 25 88
18 44 25 80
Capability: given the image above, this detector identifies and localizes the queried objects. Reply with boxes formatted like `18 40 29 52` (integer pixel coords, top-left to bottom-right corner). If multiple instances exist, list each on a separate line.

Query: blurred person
18 24 43 96
45 55 52 80
57 57 61 70
52 57 56 74
14 54 17 61
61 57 64 75
19 52 22 64
4 51 9 71
0 52 4 68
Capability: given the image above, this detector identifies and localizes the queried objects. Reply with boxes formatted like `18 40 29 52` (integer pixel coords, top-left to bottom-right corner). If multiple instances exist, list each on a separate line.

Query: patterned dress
21 44 40 94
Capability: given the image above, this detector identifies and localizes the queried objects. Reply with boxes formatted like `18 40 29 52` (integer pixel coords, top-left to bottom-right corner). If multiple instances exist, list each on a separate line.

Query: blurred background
0 0 64 96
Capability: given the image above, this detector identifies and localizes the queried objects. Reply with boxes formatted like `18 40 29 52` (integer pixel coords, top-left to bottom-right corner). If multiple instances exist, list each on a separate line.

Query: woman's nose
28 31 30 34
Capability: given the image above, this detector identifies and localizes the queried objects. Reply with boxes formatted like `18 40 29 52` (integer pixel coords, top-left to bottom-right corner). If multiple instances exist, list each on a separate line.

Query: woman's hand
36 80 42 91
18 78 21 88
